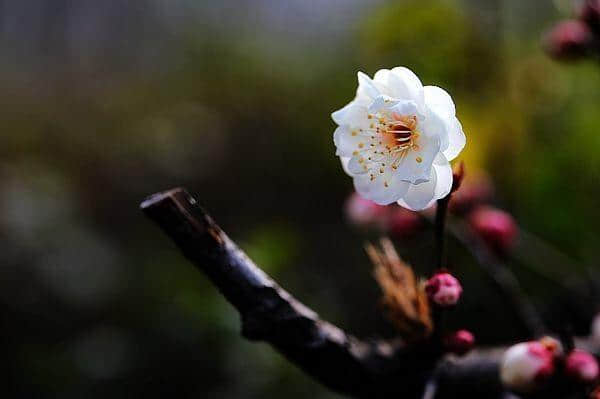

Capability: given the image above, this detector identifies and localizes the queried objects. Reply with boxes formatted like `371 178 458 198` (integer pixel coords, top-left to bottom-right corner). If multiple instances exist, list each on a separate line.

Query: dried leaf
366 239 433 341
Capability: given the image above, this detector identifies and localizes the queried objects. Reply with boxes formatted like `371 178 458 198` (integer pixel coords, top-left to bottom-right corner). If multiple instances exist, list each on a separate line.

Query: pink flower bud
500 341 555 393
345 192 388 229
565 350 599 383
386 207 422 238
468 206 518 255
443 329 475 355
425 272 462 307
544 20 592 60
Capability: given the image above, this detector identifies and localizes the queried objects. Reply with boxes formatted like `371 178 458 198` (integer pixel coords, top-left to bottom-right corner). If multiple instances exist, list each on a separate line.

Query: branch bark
140 188 576 398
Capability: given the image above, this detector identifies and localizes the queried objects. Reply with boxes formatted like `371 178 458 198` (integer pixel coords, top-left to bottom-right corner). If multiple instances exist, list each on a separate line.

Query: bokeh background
2 0 600 398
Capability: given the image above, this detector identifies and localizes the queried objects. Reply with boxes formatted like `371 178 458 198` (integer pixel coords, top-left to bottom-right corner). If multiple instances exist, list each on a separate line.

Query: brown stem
434 195 450 272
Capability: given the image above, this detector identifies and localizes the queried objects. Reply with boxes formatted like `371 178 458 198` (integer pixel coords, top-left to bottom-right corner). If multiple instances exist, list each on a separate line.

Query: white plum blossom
332 67 466 210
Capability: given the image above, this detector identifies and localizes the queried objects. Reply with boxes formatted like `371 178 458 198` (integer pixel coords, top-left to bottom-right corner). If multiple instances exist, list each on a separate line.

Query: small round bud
386 207 422 238
425 272 462 307
565 350 599 383
500 341 555 393
345 192 388 229
468 206 518 256
544 20 592 61
443 329 475 355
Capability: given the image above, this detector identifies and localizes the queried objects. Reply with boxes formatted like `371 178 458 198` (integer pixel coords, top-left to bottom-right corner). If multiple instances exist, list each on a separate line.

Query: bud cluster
544 0 600 60
500 336 599 393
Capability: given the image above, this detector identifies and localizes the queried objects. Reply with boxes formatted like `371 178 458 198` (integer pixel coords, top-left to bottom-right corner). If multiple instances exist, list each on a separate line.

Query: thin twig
434 196 451 271
445 217 546 337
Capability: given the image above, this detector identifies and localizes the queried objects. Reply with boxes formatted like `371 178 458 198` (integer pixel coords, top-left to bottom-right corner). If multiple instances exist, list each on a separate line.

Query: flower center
351 111 422 186
380 113 420 155
366 112 420 167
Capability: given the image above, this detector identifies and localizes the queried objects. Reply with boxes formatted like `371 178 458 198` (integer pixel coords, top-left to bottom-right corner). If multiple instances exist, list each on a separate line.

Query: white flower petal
432 154 452 199
346 155 368 175
424 85 456 117
392 133 440 184
332 102 354 125
340 156 352 176
331 102 370 128
368 95 399 114
388 67 424 107
372 69 392 96
334 126 362 157
424 86 465 161
423 107 465 162
443 117 466 161
356 71 380 103
398 171 437 211
354 172 410 205
398 154 453 211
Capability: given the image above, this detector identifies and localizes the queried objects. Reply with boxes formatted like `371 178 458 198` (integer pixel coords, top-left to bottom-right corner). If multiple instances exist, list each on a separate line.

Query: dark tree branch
140 188 584 398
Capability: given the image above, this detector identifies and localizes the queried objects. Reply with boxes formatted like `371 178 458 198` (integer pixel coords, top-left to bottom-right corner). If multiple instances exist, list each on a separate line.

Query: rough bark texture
140 188 590 399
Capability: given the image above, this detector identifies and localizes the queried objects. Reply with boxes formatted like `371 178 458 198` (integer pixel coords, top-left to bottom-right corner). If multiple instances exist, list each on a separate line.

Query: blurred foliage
2 0 600 398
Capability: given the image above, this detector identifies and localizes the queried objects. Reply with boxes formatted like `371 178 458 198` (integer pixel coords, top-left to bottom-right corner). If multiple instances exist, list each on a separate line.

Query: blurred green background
2 0 600 398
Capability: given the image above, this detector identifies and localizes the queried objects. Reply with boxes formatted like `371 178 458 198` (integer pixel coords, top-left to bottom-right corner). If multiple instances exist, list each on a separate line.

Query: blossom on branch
332 67 466 210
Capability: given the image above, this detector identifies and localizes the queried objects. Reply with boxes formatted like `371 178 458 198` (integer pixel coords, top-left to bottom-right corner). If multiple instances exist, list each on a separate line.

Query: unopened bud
500 341 555 393
565 350 599 383
468 206 518 256
345 192 388 229
544 20 593 60
444 329 475 355
425 272 462 307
